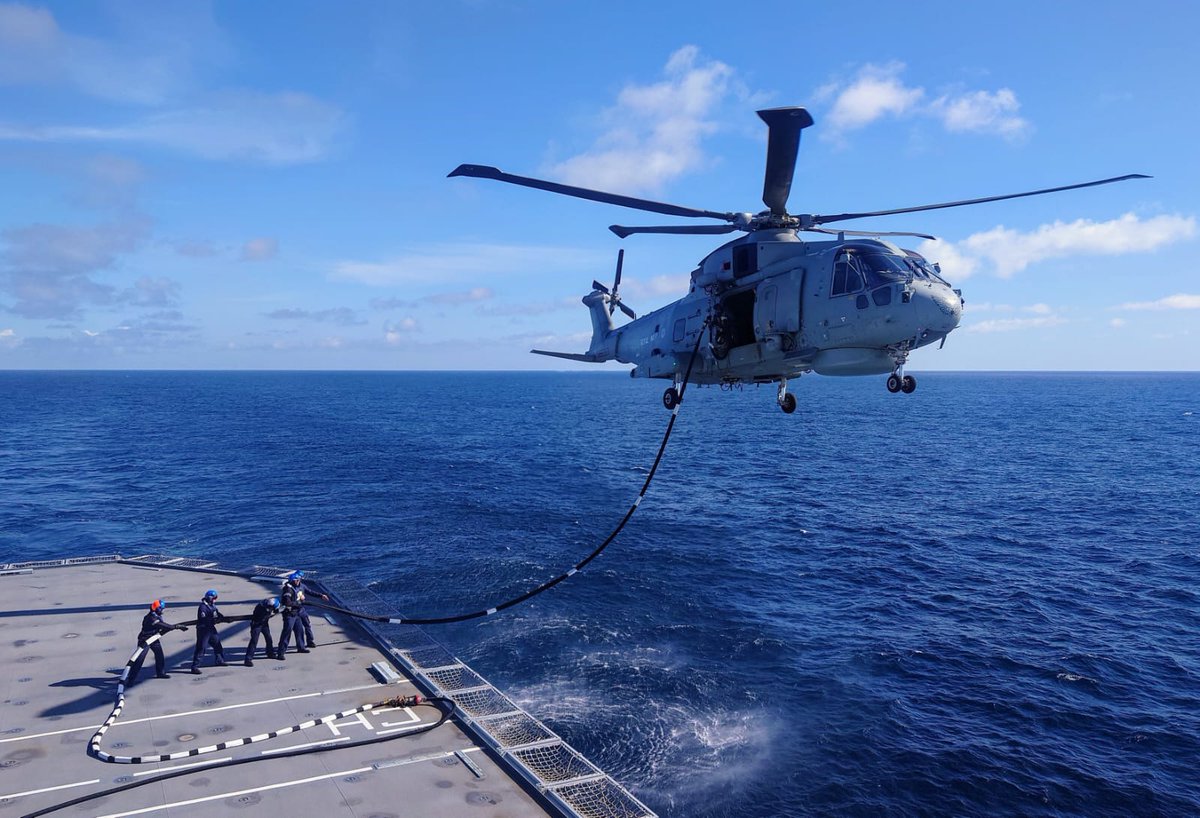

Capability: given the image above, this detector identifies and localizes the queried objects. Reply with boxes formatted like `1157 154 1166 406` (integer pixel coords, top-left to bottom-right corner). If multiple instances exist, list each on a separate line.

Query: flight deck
0 555 655 818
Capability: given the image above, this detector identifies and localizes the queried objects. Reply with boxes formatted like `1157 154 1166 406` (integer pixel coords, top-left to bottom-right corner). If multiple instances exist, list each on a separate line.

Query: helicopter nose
920 285 962 334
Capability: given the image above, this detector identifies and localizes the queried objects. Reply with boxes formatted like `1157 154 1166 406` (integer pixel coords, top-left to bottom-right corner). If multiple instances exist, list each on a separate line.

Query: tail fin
528 289 616 363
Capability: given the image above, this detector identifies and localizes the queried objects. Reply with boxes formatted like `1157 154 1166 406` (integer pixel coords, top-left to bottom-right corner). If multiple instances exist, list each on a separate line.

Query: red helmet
150 600 163 612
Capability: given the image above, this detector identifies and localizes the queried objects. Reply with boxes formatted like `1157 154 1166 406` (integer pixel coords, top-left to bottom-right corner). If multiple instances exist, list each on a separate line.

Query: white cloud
624 273 691 299
928 89 1029 140
332 244 607 287
1118 293 1200 310
241 237 279 261
1110 317 1126 328
928 213 1196 279
824 62 923 132
820 63 1029 141
547 45 740 193
384 317 418 344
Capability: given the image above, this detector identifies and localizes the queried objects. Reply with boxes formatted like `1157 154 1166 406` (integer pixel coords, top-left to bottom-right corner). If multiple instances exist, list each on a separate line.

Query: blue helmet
204 589 218 599
269 597 280 609
289 570 305 581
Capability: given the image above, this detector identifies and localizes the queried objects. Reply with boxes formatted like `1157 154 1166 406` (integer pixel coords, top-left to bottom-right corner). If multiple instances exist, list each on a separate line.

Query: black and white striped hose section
312 319 710 628
90 630 422 765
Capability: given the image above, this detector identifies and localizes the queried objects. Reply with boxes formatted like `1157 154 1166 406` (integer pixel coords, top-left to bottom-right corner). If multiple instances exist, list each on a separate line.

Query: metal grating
513 742 601 784
478 712 555 749
552 777 656 818
425 665 485 692
4 554 121 570
453 686 521 718
401 645 460 670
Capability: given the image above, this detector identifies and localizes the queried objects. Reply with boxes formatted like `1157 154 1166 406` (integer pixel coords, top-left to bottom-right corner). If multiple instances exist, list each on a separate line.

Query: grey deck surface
0 562 552 817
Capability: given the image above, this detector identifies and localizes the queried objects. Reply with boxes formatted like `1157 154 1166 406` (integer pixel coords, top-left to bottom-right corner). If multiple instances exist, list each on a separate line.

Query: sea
1 370 1198 818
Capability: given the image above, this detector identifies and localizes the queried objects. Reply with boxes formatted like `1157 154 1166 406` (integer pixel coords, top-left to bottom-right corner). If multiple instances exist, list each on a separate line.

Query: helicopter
450 107 1147 413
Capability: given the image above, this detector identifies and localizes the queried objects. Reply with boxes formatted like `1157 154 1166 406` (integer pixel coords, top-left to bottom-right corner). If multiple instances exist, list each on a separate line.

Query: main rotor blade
610 224 739 239
804 227 939 241
809 174 1151 226
449 164 733 221
758 107 814 216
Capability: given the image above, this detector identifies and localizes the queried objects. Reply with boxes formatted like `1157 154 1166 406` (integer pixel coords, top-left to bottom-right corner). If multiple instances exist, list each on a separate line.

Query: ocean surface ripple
2 371 1198 817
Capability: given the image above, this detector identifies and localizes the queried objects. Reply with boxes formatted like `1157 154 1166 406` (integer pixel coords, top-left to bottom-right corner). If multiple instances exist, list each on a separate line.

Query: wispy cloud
0 1 228 105
818 63 1029 141
332 244 607 286
0 90 347 164
1117 293 1200 310
264 307 366 326
546 45 746 194
370 287 496 311
241 237 279 261
967 315 1067 333
0 218 151 318
920 213 1196 280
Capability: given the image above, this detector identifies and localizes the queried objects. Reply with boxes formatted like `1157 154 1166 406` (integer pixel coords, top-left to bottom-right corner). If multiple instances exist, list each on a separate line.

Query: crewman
190 589 227 673
128 600 188 685
245 597 280 666
275 575 307 659
289 570 329 649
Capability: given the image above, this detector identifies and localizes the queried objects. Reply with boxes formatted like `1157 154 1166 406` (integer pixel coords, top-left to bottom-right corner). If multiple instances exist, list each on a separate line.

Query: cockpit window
831 252 866 296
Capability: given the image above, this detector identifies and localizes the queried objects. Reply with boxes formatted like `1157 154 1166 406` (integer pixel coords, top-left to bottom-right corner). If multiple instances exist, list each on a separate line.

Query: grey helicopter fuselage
454 104 1143 410
580 229 963 389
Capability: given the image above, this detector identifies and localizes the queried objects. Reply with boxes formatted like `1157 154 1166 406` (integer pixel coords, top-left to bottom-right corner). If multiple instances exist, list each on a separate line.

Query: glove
178 626 189 632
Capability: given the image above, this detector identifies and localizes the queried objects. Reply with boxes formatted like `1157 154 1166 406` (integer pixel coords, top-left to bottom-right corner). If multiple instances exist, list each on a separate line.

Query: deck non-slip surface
0 562 551 817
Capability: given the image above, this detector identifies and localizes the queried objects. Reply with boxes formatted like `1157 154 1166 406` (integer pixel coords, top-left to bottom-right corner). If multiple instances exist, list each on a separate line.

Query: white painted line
0 778 101 800
259 736 350 755
131 756 233 777
95 765 375 818
0 683 381 744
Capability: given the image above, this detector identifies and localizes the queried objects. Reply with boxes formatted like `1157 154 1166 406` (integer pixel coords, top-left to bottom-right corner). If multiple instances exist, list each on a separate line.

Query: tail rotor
592 249 637 319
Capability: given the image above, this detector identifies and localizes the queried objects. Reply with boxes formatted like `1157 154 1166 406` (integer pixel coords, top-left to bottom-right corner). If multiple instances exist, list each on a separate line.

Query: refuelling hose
88 628 434 765
25 688 451 818
29 323 705 817
311 318 708 626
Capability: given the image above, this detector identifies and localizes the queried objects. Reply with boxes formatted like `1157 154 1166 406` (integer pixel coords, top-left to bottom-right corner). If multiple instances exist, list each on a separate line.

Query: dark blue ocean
2 371 1198 817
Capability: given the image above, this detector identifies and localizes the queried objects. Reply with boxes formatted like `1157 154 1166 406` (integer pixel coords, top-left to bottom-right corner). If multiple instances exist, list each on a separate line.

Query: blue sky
0 0 1196 371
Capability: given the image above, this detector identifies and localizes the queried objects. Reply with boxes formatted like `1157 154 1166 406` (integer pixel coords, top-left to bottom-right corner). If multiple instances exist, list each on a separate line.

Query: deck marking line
0 779 101 800
94 765 375 818
0 683 380 744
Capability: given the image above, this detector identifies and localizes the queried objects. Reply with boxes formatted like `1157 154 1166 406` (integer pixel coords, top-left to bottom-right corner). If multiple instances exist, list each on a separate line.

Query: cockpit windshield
855 252 911 287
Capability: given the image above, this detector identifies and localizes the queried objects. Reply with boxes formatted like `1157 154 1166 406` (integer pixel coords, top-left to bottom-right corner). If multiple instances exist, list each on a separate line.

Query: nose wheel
777 379 797 413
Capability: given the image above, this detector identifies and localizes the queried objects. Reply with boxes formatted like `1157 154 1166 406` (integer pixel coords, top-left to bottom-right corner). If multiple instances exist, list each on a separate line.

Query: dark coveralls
129 609 180 684
276 583 306 658
190 597 227 670
245 599 277 662
295 581 327 648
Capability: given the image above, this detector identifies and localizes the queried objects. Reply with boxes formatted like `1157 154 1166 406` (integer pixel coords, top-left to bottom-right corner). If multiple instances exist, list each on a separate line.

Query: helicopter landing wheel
662 387 680 410
901 375 917 394
780 393 797 414
886 374 902 393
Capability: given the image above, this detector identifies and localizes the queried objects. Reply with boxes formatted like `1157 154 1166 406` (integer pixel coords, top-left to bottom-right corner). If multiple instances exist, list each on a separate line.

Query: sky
0 0 1197 371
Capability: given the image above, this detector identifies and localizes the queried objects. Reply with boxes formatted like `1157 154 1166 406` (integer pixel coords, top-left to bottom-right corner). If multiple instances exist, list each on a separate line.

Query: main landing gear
777 378 797 414
886 371 916 394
